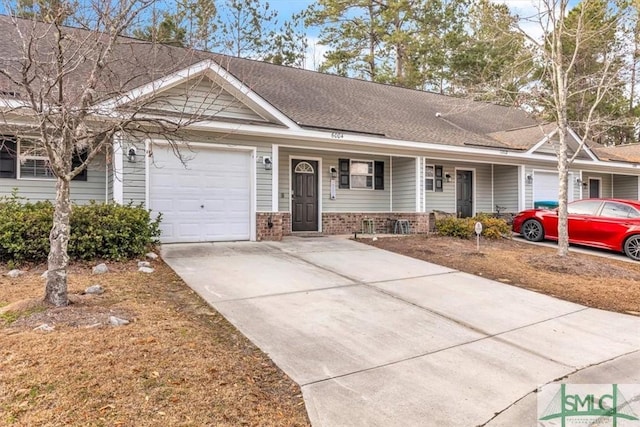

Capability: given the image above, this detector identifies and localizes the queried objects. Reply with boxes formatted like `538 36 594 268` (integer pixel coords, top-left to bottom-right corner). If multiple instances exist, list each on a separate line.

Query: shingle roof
487 123 557 150
0 14 545 151
591 144 640 163
223 57 540 149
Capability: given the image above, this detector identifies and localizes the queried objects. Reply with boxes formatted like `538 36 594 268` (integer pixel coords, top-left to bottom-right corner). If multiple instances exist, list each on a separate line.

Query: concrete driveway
162 236 640 426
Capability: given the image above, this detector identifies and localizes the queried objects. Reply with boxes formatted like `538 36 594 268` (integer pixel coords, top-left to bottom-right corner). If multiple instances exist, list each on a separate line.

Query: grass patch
0 261 310 426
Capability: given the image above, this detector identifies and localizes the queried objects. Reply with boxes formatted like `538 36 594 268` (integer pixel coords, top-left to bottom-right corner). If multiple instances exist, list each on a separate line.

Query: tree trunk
556 127 570 257
45 177 71 306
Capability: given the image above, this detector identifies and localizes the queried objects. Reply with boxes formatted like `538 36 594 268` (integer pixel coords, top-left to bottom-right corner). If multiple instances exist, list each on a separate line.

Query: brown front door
292 159 318 231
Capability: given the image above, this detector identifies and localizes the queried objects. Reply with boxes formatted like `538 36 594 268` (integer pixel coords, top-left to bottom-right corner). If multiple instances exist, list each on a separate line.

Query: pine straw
364 235 640 316
0 260 310 426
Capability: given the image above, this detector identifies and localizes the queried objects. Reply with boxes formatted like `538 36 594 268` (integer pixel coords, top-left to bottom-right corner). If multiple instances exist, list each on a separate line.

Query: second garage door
149 143 253 243
533 171 575 208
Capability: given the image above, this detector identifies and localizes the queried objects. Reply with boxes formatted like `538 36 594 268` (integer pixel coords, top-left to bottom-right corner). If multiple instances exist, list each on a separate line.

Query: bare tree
0 1 229 306
521 0 631 256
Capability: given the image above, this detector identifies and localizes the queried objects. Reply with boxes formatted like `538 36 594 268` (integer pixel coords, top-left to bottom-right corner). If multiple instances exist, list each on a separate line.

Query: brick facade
257 212 429 241
256 212 290 241
321 212 430 235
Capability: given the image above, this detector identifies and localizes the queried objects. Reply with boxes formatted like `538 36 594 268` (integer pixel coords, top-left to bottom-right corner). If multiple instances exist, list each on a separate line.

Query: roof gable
137 75 268 123
525 127 597 161
94 59 298 128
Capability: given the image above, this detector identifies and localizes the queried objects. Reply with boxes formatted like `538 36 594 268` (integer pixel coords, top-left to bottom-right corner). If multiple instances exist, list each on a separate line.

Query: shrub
435 213 510 240
69 202 162 261
0 193 161 263
434 216 474 239
475 214 511 239
0 193 53 263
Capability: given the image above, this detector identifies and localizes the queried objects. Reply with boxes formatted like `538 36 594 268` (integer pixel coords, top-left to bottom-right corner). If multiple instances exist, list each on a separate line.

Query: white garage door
533 171 574 207
149 144 252 243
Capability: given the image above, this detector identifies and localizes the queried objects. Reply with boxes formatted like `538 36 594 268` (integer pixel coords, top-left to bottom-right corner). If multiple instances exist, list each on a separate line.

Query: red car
512 198 640 261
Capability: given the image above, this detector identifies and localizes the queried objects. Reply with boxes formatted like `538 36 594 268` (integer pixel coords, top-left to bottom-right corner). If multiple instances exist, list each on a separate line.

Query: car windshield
567 200 602 215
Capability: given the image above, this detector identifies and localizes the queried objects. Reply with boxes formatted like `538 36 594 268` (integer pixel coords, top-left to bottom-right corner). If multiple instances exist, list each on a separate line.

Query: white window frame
425 164 435 192
18 139 55 180
350 159 374 190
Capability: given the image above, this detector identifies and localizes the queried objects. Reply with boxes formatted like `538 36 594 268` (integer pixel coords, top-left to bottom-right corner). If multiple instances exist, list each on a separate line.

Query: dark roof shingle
0 14 544 150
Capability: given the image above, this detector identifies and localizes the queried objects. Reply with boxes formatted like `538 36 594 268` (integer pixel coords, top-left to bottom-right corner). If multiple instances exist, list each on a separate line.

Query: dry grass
363 235 640 316
0 260 310 426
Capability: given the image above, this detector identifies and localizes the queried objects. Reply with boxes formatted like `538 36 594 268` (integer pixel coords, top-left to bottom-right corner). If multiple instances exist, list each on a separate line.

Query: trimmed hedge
0 194 161 263
435 213 510 240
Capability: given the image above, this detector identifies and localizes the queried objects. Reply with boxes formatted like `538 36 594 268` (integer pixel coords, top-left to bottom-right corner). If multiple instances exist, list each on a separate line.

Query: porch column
415 157 422 212
272 144 279 212
112 133 124 204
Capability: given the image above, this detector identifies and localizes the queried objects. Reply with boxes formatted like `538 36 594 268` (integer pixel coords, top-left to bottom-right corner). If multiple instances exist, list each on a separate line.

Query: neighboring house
1 16 640 244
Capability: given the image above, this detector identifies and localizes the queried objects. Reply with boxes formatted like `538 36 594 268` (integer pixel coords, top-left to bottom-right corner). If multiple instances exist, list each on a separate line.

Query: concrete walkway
161 236 640 426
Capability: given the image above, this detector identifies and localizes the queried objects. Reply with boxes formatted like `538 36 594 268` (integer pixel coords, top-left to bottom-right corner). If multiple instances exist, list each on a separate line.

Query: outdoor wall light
526 174 533 184
330 166 338 179
127 147 137 163
263 156 272 170
445 173 452 183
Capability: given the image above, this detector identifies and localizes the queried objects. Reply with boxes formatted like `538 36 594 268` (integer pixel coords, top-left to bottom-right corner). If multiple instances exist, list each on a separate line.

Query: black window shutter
339 158 350 189
0 137 17 179
374 161 384 190
72 149 88 181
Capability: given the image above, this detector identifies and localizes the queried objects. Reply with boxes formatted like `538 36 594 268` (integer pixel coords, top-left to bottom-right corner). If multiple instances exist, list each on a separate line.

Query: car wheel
521 219 544 242
623 235 640 261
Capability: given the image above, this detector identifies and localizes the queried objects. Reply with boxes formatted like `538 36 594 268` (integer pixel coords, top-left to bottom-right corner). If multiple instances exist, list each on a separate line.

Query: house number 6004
331 132 344 139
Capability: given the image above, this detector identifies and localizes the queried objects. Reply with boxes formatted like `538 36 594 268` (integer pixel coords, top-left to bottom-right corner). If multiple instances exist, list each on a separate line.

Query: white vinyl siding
279 148 391 212
106 161 113 202
531 136 590 160
122 140 146 205
0 151 108 204
424 160 491 215
473 163 492 213
424 162 455 213
613 175 639 199
493 165 519 213
391 157 416 212
581 172 611 198
145 78 267 122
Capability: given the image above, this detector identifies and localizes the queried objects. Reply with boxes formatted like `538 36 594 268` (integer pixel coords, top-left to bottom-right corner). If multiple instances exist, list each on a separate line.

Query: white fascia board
567 127 599 161
184 120 542 158
525 127 558 155
0 98 30 109
92 59 300 130
153 119 640 173
94 60 214 111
